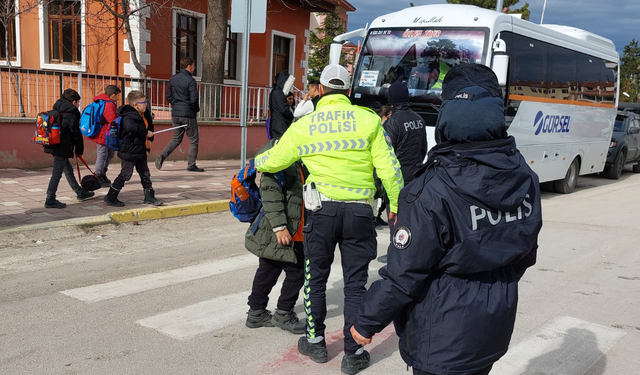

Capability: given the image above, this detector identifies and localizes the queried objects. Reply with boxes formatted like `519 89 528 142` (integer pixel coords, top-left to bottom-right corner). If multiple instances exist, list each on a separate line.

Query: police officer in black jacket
351 64 543 375
156 57 203 172
383 82 427 184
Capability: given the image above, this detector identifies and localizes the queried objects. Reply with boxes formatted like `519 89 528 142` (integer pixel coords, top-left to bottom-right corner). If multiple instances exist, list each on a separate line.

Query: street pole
239 0 252 168
496 0 503 12
540 0 548 24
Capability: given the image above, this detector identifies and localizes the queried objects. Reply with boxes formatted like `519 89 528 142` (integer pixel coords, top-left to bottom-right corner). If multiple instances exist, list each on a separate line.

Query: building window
272 35 291 81
225 25 238 80
175 13 198 73
48 0 81 64
0 6 17 61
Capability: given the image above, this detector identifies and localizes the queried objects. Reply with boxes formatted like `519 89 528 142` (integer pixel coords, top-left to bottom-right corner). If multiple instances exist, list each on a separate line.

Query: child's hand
275 228 292 246
147 131 154 138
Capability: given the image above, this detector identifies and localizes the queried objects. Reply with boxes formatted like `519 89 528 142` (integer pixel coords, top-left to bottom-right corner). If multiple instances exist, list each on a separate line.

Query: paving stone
1 201 22 206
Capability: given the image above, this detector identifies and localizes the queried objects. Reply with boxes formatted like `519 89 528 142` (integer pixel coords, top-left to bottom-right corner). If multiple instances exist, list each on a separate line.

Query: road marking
137 266 380 340
60 254 257 303
492 316 626 375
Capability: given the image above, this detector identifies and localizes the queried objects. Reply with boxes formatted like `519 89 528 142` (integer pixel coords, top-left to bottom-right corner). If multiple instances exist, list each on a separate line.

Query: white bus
330 4 619 193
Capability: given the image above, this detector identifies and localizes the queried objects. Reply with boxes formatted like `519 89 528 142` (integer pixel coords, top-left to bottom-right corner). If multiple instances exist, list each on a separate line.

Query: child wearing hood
103 90 162 207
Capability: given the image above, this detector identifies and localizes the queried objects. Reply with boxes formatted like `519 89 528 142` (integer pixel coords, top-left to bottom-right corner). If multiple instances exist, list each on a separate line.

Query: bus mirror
491 38 509 86
329 42 343 65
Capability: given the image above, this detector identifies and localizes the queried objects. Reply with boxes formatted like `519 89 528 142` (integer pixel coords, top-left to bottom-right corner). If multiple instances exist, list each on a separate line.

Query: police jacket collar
417 136 532 212
391 102 410 111
316 93 350 108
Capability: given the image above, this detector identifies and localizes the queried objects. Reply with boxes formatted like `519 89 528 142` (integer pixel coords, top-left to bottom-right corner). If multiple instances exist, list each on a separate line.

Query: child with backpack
103 90 162 207
86 85 121 187
244 139 307 334
44 89 95 209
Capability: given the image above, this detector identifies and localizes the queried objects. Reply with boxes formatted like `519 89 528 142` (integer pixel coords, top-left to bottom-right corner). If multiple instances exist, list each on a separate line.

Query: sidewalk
0 159 241 229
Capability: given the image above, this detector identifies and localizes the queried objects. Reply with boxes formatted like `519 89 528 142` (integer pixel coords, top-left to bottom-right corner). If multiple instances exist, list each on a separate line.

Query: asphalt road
1 168 639 375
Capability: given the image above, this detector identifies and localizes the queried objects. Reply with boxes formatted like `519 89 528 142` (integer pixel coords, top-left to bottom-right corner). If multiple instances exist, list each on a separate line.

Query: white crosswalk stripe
136 265 380 340
60 254 257 302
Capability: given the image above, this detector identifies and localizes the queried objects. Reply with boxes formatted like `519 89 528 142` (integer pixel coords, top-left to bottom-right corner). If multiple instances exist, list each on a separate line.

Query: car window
614 120 625 132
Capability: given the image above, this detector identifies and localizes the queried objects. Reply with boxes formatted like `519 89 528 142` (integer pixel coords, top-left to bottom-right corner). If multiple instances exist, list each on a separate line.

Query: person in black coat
350 64 543 375
383 82 427 185
104 90 162 207
155 57 203 172
44 89 94 208
269 70 295 139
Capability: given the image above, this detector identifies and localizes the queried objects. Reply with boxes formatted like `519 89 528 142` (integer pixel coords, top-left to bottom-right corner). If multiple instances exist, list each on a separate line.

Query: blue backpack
105 116 122 151
80 100 107 137
230 159 262 223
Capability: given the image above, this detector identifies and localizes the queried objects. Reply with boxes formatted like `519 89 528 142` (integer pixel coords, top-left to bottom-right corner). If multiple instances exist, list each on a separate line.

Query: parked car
603 110 640 179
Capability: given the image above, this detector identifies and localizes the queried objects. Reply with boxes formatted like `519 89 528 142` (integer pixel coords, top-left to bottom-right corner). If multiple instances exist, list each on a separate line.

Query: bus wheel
554 158 580 194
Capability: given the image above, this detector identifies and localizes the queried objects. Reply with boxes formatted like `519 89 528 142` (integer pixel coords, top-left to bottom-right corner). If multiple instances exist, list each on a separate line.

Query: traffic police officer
255 64 403 375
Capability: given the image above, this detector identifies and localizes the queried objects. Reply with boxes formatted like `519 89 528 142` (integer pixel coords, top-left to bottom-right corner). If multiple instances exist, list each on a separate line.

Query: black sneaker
298 336 328 363
76 190 95 202
44 198 66 209
341 350 370 375
377 254 388 263
246 309 274 328
155 155 165 170
272 310 306 334
187 165 205 172
98 175 111 188
375 216 388 227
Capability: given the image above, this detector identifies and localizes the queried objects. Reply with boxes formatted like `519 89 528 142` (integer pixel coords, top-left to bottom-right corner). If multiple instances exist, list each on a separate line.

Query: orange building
0 0 355 168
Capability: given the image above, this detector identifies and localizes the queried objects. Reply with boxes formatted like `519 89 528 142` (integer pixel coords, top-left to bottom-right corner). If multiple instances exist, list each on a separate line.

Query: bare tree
87 0 183 90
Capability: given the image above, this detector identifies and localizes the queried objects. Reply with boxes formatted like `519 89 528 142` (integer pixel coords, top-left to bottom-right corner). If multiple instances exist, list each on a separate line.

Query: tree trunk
201 0 228 84
123 10 148 92
201 0 228 120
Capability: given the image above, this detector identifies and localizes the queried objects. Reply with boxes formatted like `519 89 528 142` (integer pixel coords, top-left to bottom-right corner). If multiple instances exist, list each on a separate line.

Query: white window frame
171 8 205 80
269 30 296 87
0 0 22 67
38 0 87 72
223 20 242 86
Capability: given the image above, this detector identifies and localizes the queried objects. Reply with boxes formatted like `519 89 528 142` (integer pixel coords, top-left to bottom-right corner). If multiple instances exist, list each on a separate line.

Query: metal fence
0 67 273 121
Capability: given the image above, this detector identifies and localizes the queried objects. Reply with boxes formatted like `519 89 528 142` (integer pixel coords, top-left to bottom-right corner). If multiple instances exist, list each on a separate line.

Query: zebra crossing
58 254 627 374
61 253 380 341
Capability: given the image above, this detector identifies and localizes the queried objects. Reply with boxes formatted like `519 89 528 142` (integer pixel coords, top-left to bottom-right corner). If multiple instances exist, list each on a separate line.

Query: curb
0 200 229 234
109 200 229 223
0 214 114 234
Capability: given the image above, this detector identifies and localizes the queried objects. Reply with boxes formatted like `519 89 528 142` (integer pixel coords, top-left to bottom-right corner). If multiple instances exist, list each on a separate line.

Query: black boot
76 189 95 202
246 309 274 328
103 187 125 207
143 188 163 206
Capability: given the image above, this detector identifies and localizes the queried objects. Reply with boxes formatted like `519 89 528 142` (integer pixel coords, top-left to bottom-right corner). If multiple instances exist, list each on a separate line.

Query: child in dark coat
103 90 162 207
44 89 95 208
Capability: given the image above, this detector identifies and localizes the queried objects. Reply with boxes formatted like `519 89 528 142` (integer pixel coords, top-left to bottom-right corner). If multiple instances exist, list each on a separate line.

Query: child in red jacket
88 85 121 187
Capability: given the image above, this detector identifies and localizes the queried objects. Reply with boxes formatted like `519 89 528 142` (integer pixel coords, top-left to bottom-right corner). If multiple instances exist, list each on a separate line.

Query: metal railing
0 67 273 122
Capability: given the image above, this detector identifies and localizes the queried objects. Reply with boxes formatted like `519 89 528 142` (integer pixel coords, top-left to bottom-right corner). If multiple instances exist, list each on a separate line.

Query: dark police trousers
303 201 377 355
248 241 305 311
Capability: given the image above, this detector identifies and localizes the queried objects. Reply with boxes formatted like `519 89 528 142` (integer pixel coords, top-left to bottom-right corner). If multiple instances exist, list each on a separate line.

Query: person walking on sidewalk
244 139 307 335
44 89 95 209
155 57 203 172
255 64 403 375
88 85 121 187
104 90 162 207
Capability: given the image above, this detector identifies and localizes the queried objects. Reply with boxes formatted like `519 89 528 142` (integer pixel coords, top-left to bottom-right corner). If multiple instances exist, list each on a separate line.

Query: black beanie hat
388 82 409 106
435 63 506 144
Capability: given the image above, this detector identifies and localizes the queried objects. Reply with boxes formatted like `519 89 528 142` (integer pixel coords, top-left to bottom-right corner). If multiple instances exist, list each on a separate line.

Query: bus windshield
351 28 488 110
